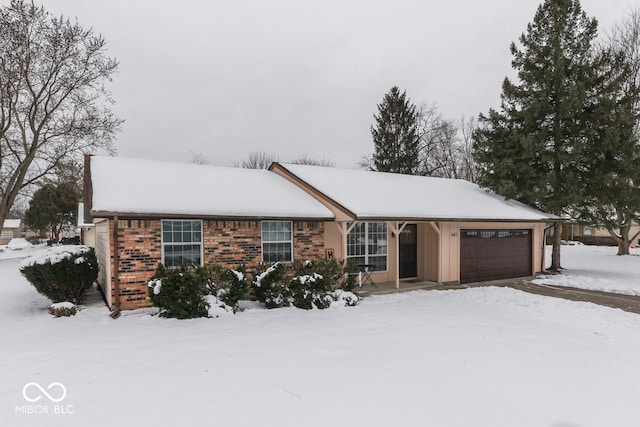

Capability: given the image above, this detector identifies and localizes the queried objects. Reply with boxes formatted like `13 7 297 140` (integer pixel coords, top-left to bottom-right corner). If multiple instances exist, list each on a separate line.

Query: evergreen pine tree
371 86 420 174
473 0 598 270
576 47 640 254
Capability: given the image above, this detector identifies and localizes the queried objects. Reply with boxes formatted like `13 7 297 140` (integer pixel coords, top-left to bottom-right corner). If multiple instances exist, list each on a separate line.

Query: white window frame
161 219 203 267
261 220 293 263
347 221 388 272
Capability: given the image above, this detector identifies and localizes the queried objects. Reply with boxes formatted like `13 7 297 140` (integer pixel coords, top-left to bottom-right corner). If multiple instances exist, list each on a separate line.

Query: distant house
554 222 640 246
84 155 558 311
1 219 21 245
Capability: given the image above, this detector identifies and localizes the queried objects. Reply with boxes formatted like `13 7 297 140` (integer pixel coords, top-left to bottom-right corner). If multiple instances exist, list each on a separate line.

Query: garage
460 229 532 284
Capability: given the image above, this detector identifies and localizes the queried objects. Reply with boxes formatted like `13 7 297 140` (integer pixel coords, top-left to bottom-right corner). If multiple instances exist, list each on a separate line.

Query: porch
354 278 467 297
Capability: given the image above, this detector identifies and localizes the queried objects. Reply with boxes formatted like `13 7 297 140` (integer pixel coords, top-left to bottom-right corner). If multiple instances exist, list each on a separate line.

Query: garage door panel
460 229 532 284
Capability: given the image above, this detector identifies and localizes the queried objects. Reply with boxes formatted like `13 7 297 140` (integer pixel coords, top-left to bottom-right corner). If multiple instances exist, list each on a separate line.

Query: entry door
399 224 418 279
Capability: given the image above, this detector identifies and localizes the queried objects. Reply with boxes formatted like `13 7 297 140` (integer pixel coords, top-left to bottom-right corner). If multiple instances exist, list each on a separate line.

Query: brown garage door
460 229 532 284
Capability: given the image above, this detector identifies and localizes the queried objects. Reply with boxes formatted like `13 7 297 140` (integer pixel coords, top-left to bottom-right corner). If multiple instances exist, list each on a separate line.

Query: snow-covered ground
533 244 640 295
2 245 640 427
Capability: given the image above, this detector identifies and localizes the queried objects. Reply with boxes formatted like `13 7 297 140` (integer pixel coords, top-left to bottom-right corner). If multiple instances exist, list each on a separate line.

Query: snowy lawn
533 244 640 295
2 245 640 427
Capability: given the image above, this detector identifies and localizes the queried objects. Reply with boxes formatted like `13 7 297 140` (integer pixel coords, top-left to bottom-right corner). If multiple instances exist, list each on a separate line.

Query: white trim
261 220 294 263
161 219 204 267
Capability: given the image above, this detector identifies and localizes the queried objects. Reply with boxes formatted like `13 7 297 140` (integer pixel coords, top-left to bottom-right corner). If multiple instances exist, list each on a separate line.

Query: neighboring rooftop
88 156 334 219
273 163 557 222
2 219 21 229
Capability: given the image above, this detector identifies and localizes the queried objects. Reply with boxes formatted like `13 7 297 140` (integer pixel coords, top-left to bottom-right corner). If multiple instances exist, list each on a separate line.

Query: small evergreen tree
20 246 98 304
473 0 599 270
371 86 420 174
24 182 80 240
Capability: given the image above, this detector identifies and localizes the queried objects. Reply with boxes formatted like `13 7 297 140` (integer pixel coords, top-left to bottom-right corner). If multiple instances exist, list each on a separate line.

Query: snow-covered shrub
308 258 358 292
252 260 360 310
147 265 210 319
48 302 77 317
330 289 359 307
206 265 249 313
19 245 98 304
205 295 234 318
253 262 293 309
289 271 333 309
290 259 360 309
7 238 32 250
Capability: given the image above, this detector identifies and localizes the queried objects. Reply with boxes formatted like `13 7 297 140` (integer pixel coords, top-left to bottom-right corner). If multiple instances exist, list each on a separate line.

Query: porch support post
335 221 358 265
429 221 440 235
430 221 442 283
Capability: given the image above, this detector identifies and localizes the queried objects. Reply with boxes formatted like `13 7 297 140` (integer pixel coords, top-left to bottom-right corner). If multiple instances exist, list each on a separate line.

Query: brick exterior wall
112 219 162 310
109 219 325 310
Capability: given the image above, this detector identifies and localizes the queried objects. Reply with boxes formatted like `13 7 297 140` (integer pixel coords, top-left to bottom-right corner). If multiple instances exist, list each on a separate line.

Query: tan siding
94 219 112 309
422 223 439 282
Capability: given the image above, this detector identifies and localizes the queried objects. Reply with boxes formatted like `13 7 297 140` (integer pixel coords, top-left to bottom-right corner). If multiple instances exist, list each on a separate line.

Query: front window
347 222 387 271
162 219 203 267
262 221 293 262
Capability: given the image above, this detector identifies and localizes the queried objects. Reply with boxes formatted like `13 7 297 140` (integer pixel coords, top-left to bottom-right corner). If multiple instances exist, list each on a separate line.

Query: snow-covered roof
88 156 334 219
275 163 558 222
2 219 20 229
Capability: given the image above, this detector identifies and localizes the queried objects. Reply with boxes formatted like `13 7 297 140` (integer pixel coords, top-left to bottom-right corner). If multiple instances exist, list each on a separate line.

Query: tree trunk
550 222 562 271
606 224 632 255
616 224 631 256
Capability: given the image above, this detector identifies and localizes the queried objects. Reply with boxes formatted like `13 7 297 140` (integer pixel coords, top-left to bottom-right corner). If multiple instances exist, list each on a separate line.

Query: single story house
84 155 558 311
553 221 640 247
1 219 21 245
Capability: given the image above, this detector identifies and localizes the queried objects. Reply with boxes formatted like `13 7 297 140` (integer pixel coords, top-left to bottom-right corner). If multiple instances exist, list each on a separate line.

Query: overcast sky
44 0 634 168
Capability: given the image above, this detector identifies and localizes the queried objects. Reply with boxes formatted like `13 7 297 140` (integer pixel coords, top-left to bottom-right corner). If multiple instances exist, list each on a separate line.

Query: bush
252 259 360 310
48 302 77 317
19 245 99 304
253 262 293 309
60 236 80 245
148 265 210 319
206 265 249 313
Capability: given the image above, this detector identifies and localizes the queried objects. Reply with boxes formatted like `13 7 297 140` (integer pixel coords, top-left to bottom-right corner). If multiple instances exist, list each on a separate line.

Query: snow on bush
19 245 98 304
205 295 234 317
48 302 77 317
253 259 359 310
253 262 293 309
330 289 359 307
206 265 249 313
7 238 32 250
147 265 210 319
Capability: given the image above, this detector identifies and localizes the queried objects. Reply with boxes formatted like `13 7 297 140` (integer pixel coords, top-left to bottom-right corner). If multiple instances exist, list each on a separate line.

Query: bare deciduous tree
290 154 335 167
237 151 335 169
457 116 478 182
0 1 121 228
190 152 209 165
237 151 280 169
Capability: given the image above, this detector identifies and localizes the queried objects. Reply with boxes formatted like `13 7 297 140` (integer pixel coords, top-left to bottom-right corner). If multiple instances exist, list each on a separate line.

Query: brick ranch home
83 155 558 311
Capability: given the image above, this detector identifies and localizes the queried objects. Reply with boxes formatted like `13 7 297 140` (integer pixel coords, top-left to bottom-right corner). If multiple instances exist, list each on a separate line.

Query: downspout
110 216 121 319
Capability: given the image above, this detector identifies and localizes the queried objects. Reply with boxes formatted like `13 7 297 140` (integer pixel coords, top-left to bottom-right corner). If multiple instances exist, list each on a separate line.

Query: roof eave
89 210 334 222
353 216 564 223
